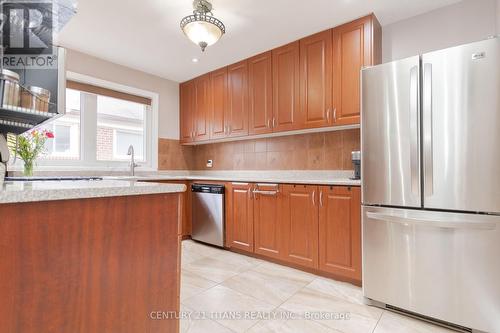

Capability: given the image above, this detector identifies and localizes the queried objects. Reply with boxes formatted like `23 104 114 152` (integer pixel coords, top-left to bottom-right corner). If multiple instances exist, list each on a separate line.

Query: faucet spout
127 145 138 176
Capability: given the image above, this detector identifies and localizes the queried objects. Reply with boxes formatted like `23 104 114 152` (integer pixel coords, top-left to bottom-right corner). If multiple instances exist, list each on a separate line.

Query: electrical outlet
206 159 213 168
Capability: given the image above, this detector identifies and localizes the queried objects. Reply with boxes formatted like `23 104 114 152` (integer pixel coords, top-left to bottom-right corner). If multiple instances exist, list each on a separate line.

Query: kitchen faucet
127 145 138 176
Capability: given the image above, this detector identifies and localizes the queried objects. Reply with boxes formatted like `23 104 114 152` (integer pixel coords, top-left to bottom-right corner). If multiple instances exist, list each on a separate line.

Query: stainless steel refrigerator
361 37 500 333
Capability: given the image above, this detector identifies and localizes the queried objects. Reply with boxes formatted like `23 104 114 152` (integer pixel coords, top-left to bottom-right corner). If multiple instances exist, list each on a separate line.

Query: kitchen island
0 180 185 333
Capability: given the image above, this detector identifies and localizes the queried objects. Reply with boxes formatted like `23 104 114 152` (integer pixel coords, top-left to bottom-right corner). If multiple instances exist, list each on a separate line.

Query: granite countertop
0 179 186 204
104 170 362 186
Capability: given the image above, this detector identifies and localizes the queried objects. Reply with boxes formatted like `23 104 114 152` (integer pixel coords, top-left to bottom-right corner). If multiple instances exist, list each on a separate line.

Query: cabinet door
272 42 301 132
227 60 249 137
300 30 333 128
253 184 282 259
226 182 254 252
210 67 228 139
179 80 195 143
332 15 375 125
319 186 361 282
248 51 273 135
281 184 319 269
193 74 211 141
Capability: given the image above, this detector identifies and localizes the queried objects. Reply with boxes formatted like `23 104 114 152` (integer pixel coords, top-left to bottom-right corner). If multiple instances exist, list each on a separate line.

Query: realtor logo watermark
1 0 57 69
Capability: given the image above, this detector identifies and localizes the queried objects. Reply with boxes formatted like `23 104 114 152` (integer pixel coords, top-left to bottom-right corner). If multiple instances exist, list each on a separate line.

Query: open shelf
0 105 58 135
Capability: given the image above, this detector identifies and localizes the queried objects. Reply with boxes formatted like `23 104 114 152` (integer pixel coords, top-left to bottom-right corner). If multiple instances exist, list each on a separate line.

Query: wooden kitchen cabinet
332 14 381 125
253 183 283 259
210 67 228 140
319 186 361 282
248 51 273 135
272 41 301 132
193 74 211 141
281 184 319 269
179 14 380 144
226 60 249 137
179 80 195 143
226 182 254 251
300 29 333 128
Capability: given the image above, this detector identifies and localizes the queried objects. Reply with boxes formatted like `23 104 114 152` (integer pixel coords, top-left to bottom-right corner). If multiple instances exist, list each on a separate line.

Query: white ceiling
58 0 461 82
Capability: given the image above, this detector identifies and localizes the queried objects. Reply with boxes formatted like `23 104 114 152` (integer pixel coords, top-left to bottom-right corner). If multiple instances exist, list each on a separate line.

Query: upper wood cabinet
253 183 283 259
193 74 211 141
210 67 228 140
248 51 273 135
180 80 195 143
332 14 381 125
272 41 301 132
281 184 319 269
319 186 361 282
179 14 381 144
226 182 254 252
227 60 249 137
300 30 333 129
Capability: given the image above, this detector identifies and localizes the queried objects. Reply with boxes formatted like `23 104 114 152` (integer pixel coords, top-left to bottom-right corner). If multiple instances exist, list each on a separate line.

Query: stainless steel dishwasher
191 184 225 247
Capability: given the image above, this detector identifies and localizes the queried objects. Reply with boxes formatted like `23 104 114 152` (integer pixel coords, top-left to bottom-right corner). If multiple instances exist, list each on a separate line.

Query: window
30 74 158 170
40 89 81 160
96 95 147 162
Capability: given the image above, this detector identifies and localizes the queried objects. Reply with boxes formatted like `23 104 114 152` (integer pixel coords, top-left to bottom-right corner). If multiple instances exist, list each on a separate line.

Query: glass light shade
183 20 223 47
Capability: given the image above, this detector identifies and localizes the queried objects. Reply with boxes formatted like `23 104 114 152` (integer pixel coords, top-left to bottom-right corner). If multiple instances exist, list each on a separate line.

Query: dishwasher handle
191 184 225 194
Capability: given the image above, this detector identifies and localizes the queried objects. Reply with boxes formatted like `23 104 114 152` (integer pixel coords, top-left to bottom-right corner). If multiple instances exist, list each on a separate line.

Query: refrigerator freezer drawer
362 206 500 332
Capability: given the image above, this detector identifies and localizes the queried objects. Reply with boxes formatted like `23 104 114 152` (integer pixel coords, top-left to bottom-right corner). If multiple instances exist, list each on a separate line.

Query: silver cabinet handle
272 117 276 128
409 65 420 197
333 108 337 123
366 211 496 230
312 190 316 206
267 118 271 128
423 63 433 196
319 190 324 207
326 108 330 123
253 190 279 196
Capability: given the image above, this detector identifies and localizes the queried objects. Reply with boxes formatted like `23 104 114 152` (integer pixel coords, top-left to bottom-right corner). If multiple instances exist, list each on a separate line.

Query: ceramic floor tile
183 256 255 283
182 248 207 265
373 311 456 333
279 286 383 333
183 285 275 333
181 269 218 301
221 265 313 307
247 313 339 333
305 277 365 305
180 303 235 333
251 261 317 283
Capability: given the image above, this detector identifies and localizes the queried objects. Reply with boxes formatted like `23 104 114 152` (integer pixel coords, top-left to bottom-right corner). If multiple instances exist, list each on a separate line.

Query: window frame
10 72 159 172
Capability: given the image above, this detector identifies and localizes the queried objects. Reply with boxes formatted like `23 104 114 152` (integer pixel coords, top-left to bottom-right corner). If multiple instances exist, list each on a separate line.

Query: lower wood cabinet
226 182 254 252
281 184 319 269
319 186 362 281
253 183 282 259
224 181 362 284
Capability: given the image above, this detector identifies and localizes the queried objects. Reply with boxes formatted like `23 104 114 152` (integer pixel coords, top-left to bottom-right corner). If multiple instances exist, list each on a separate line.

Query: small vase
23 161 34 177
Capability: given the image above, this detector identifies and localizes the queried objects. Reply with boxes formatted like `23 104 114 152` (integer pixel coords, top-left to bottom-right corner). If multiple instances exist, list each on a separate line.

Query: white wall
497 0 500 33
65 49 179 140
382 0 498 62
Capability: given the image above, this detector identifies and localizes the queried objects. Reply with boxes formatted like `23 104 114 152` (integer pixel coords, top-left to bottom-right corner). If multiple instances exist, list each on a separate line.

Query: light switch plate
206 159 213 168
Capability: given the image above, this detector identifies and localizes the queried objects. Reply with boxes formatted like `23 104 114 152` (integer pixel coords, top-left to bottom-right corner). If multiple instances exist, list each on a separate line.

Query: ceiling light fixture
192 58 199 63
180 0 225 52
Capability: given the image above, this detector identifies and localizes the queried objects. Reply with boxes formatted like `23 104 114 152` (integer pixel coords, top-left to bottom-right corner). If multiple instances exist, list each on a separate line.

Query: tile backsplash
186 129 360 171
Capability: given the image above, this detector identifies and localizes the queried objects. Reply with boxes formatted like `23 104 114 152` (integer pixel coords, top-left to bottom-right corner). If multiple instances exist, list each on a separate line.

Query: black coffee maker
351 151 361 180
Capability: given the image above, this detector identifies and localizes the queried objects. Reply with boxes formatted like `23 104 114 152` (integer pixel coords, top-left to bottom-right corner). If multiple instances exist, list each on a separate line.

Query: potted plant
14 130 54 176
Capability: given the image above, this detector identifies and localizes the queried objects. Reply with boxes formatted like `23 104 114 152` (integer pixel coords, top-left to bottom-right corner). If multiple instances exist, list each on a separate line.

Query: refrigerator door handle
366 211 496 230
423 63 434 197
409 65 420 197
